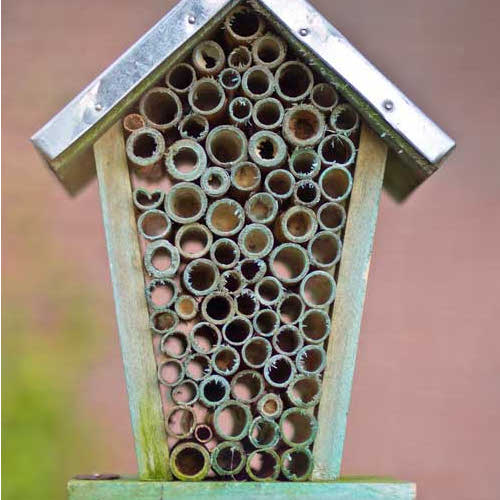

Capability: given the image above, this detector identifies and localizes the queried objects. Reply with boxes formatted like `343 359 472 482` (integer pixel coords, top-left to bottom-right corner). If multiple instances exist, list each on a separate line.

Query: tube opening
123 113 145 134
318 202 346 231
310 231 341 268
147 279 176 309
161 331 189 358
200 375 230 406
231 370 264 403
231 97 252 120
301 271 336 307
249 417 279 448
171 444 209 480
297 346 326 375
247 450 279 481
228 46 252 71
288 375 321 406
270 245 308 283
229 9 261 38
255 277 281 305
291 150 320 177
236 291 259 317
333 105 359 133
243 337 271 368
209 129 245 164
194 424 213 443
265 355 295 387
246 193 277 224
282 448 313 481
191 80 224 112
320 167 352 201
223 317 252 346
138 210 170 240
220 68 241 90
165 406 195 438
191 323 220 354
274 325 302 356
319 135 355 166
246 68 272 96
209 200 243 234
158 359 184 386
168 185 205 222
285 209 315 239
180 114 208 141
296 181 319 205
213 346 240 375
150 309 178 334
301 309 330 343
185 354 211 381
256 38 281 64
277 62 313 100
171 379 198 405
220 270 244 294
204 294 233 322
233 162 260 190
267 170 293 196
254 309 279 336
132 133 158 159
255 100 282 127
280 409 316 447
213 443 245 475
177 224 211 259
142 89 179 127
214 401 251 440
278 294 304 324
288 109 320 141
312 83 338 110
185 259 218 295
240 225 272 258
167 64 196 92
213 240 239 268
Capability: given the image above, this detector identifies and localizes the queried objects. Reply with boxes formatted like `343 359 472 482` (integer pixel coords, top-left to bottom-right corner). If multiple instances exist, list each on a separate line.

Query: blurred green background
2 0 500 499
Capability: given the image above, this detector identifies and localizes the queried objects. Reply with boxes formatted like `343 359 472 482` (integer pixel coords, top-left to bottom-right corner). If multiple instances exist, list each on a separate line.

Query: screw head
383 99 394 111
299 28 309 36
95 104 103 112
188 15 196 24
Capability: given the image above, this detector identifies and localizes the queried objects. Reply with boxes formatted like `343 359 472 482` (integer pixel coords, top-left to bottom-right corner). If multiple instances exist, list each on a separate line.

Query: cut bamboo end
211 442 246 476
171 379 199 406
199 374 231 408
144 240 180 278
269 243 309 286
308 230 342 270
137 209 172 241
145 278 178 311
299 309 331 345
149 309 179 335
293 179 321 208
213 400 252 441
158 358 185 387
264 354 296 388
169 442 210 482
246 449 280 482
264 169 295 200
311 83 339 113
189 322 222 355
281 447 314 481
242 65 275 101
200 167 231 199
228 45 252 73
175 223 213 260
194 424 213 444
206 198 245 237
179 113 209 142
330 103 360 136
184 353 212 382
319 165 353 203
252 97 285 131
253 309 280 338
251 34 287 70
254 276 284 307
165 63 197 95
275 61 314 103
222 316 254 347
188 78 226 121
206 125 248 169
219 269 246 295
257 393 283 420
248 130 287 169
165 139 207 182
248 416 280 449
231 161 261 194
286 374 322 409
317 201 347 232
272 324 304 357
276 206 318 244
235 288 260 318
289 148 322 180
238 223 274 259
165 182 208 224
126 127 165 176
296 345 327 376
183 258 220 297
160 331 190 359
229 96 253 127
133 187 165 211
279 408 318 448
299 270 337 309
210 238 241 270
224 6 265 46
277 293 305 325
318 134 357 168
212 345 241 376
201 292 235 325
192 40 226 76
245 192 279 225
282 104 326 148
242 336 272 369
123 113 145 136
218 67 241 96
230 369 265 404
139 87 182 131
175 295 198 321
164 405 196 439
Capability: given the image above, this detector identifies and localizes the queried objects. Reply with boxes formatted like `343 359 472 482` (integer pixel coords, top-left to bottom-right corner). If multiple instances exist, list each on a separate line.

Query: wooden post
94 123 171 480
312 124 388 480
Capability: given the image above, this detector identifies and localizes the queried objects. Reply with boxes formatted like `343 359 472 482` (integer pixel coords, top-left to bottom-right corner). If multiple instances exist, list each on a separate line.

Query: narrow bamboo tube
189 322 221 355
160 330 190 359
178 113 209 142
188 78 226 122
248 416 280 448
165 139 207 182
183 258 220 297
310 83 339 113
251 34 287 70
286 374 322 409
282 104 326 148
165 63 197 95
150 309 179 336
206 125 248 169
252 97 285 131
242 65 275 101
192 40 226 76
281 447 314 481
330 103 360 136
164 405 196 438
248 130 287 169
229 97 253 128
199 374 231 408
257 393 283 420
228 46 252 73
200 167 231 198
246 449 280 482
132 187 165 211
165 182 208 224
143 240 180 278
211 442 246 476
230 369 265 404
126 127 165 177
123 113 145 136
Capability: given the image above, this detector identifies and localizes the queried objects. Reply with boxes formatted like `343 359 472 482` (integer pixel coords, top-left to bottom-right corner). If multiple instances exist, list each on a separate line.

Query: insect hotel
32 0 455 498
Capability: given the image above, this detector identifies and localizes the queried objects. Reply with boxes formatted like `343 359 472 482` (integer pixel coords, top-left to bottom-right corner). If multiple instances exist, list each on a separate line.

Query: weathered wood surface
68 478 415 500
94 123 170 479
313 124 388 480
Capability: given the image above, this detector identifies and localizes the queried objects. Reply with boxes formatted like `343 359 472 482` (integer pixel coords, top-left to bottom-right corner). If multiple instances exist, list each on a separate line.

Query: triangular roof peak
31 0 454 201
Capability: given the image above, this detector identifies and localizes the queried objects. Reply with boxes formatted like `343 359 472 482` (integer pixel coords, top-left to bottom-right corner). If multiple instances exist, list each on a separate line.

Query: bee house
32 0 455 498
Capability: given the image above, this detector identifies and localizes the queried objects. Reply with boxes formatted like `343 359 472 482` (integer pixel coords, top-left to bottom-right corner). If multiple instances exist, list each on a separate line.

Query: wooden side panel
312 125 388 480
94 123 170 480
68 478 416 500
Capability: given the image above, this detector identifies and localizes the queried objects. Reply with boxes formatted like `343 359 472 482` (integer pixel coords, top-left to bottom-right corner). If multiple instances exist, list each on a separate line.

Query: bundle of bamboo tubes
126 1 360 482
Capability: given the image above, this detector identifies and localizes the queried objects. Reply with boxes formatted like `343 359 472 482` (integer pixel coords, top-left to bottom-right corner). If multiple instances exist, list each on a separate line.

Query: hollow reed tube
219 269 246 295
269 243 310 286
210 238 241 270
132 187 165 212
253 309 280 338
238 223 274 259
299 270 337 308
330 103 360 136
245 192 279 226
319 165 353 203
206 125 248 169
275 61 314 103
229 97 253 128
281 447 314 481
318 134 357 168
231 161 261 196
165 182 208 224
165 139 207 182
213 399 252 441
194 424 213 444
164 405 196 439
279 408 318 448
242 336 272 369
212 345 241 376
199 374 231 408
251 34 287 70
200 167 231 199
275 206 318 244
165 62 197 95
192 40 226 76
126 127 165 177
175 223 213 260
282 104 326 148
139 87 182 131
248 130 287 169
252 97 285 131
123 113 145 136
317 201 347 232
257 393 283 420
218 67 241 97
264 354 296 389
224 6 265 46
211 442 246 476
189 322 222 355
174 295 198 321
293 179 321 208
228 45 253 73
143 240 180 278
230 369 265 404
308 230 342 270
169 442 211 482
201 292 235 325
137 209 172 241
286 374 322 409
178 113 209 142
299 308 331 345
150 308 179 336
242 65 275 101
183 258 220 297
206 198 245 237
310 83 339 113
248 416 280 449
246 449 280 482
188 78 226 122
264 169 295 201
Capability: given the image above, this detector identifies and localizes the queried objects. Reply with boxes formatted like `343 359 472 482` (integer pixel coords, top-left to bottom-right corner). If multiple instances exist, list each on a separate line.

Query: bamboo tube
218 67 241 97
189 322 221 355
184 353 212 381
275 206 318 244
310 83 339 113
231 161 261 195
242 336 272 369
200 167 231 198
252 97 285 131
245 192 279 225
230 369 265 404
308 230 342 270
211 442 246 476
269 243 310 286
286 374 322 409
253 309 280 338
242 65 275 101
318 134 357 168
206 125 248 169
293 180 321 208
206 198 245 237
144 240 180 278
183 258 220 297
213 400 252 441
264 169 295 200
279 408 318 448
318 165 353 203
238 258 267 284
175 223 213 260
235 288 260 318
150 309 179 336
139 87 182 131
248 130 287 169
251 34 287 70
228 46 252 73
171 379 199 406
126 127 165 177
137 209 172 241
264 354 296 389
169 442 210 481
299 270 337 308
246 449 280 482
222 316 253 347
164 405 196 439
229 97 253 128
199 374 231 408
330 103 360 136
192 40 226 76
194 424 213 444
165 63 197 95
160 330 190 359
123 113 145 136
281 447 314 481
238 223 274 259
165 182 208 224
165 139 207 182
282 104 326 148
289 148 322 179
219 269 246 295
174 295 198 321
296 345 327 376
248 416 280 449
317 201 347 232
201 292 235 325
254 276 283 307
132 187 165 211
178 113 209 142
212 345 241 376
272 324 304 357
224 6 265 46
257 393 283 420
188 78 226 122
157 358 185 387
145 278 178 310
277 293 305 325
210 238 241 270
275 61 314 103
299 309 331 345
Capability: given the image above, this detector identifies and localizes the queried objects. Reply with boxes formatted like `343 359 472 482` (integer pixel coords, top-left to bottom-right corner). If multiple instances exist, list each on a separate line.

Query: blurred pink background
2 0 500 499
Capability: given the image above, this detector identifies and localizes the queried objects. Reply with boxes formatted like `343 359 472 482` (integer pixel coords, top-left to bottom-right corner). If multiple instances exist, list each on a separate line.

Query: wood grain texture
312 124 388 480
94 123 170 480
68 478 415 500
